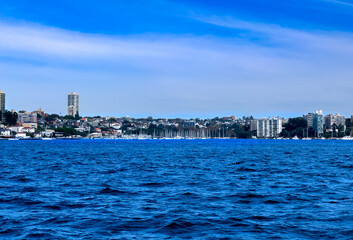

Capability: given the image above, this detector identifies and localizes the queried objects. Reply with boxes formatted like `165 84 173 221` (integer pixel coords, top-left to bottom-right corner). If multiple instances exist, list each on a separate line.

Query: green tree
54 127 87 137
280 117 307 138
46 114 60 121
3 111 18 126
63 115 75 120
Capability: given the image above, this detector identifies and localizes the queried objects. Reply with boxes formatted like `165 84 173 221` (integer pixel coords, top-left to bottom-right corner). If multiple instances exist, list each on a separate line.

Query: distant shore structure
68 92 79 117
0 90 5 123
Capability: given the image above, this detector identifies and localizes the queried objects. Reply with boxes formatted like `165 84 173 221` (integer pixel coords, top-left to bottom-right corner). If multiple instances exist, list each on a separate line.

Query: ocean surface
1 139 353 239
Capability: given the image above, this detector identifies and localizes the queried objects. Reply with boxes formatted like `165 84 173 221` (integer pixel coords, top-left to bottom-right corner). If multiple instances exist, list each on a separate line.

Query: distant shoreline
1 138 352 141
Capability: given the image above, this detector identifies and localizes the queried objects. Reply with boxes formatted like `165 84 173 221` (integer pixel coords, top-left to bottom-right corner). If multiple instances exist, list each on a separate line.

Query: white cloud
192 15 353 55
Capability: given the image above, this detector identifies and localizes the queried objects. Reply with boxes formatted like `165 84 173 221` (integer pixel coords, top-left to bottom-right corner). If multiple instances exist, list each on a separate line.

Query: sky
1 0 353 118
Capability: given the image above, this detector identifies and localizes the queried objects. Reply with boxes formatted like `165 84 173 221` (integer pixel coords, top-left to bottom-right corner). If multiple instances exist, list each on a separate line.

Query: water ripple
1 139 353 239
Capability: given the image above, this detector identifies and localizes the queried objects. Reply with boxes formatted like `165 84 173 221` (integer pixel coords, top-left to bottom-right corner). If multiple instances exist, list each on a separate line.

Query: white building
10 126 24 133
257 117 283 138
0 129 10 137
16 132 27 138
22 127 35 133
68 92 79 117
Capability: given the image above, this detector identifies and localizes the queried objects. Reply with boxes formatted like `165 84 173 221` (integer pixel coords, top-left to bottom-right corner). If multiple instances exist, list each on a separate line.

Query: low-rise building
18 112 37 124
10 126 24 133
0 129 10 137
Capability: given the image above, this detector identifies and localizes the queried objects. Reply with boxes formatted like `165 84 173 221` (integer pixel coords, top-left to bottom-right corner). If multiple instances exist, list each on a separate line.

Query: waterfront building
333 114 346 128
22 122 38 129
324 114 333 130
325 113 346 131
184 120 195 128
68 92 79 117
250 119 258 132
313 110 324 136
257 117 282 138
18 112 37 124
0 129 10 137
0 90 5 123
304 113 314 128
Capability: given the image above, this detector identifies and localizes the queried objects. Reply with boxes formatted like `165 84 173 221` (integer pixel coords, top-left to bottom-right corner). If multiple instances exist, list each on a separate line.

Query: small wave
25 233 54 238
21 187 37 193
140 182 165 187
237 167 256 172
102 169 117 174
41 217 70 224
161 218 195 230
99 187 127 195
241 193 266 199
341 165 353 169
43 205 61 210
0 197 42 206
264 200 281 204
0 228 16 235
10 175 33 182
248 215 274 221
232 161 244 165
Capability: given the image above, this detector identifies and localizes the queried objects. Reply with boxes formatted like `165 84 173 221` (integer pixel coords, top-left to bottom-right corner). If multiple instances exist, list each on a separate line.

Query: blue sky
1 0 353 118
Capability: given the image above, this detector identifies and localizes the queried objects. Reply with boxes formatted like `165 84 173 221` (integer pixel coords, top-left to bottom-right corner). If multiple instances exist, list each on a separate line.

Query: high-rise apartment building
68 92 79 117
333 114 346 127
325 113 345 130
313 110 324 136
257 117 283 138
304 113 314 128
250 119 258 132
324 114 334 130
0 90 5 123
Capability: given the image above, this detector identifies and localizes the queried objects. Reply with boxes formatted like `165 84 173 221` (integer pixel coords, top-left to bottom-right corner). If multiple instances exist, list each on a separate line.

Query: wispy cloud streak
323 0 353 7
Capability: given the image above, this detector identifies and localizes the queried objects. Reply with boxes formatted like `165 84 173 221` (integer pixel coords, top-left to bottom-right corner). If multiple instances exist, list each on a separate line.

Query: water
1 139 353 239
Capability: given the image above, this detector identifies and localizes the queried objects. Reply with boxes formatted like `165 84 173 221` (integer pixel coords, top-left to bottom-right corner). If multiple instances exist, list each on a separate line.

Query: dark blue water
1 139 353 239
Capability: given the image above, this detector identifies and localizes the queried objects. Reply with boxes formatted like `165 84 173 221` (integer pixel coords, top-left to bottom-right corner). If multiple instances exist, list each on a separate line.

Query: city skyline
1 88 353 119
2 1 353 117
1 89 351 139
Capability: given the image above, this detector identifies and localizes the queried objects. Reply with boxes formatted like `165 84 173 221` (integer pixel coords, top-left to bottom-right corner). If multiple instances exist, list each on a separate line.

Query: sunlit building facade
68 92 79 117
257 117 282 138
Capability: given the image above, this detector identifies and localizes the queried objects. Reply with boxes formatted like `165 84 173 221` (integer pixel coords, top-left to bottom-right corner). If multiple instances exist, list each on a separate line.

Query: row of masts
134 128 234 139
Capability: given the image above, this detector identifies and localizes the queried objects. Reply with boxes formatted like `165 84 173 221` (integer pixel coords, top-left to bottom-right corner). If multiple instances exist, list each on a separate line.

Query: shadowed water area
1 139 353 239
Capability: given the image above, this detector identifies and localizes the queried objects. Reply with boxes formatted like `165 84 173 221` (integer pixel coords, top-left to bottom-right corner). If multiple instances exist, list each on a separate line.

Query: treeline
280 117 349 138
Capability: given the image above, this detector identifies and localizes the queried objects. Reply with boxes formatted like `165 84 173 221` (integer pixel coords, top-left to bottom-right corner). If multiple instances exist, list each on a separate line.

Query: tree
280 117 307 138
46 114 60 122
4 111 18 126
63 115 75 120
54 127 87 137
